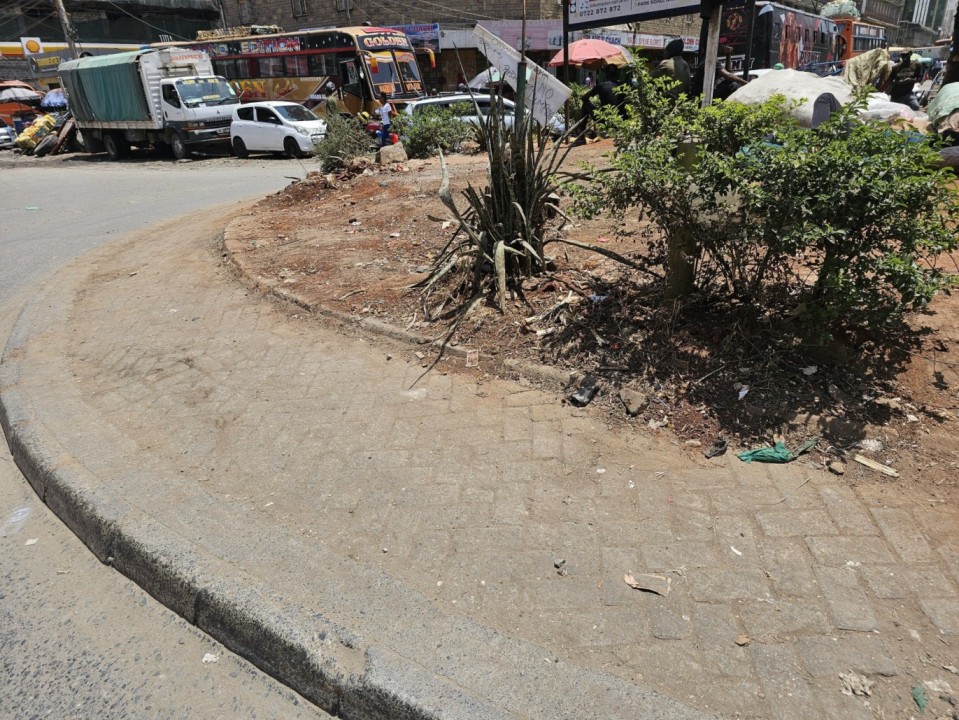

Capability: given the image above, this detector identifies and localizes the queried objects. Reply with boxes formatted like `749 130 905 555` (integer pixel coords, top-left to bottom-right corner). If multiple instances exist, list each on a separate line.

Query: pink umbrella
548 39 633 68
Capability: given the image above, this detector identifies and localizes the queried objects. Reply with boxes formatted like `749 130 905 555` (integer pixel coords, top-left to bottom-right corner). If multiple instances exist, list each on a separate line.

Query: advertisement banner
388 23 440 52
582 28 700 51
472 24 571 127
568 0 701 31
476 20 564 52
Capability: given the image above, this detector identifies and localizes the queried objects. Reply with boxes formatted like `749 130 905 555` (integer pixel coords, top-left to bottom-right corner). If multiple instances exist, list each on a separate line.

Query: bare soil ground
228 142 959 501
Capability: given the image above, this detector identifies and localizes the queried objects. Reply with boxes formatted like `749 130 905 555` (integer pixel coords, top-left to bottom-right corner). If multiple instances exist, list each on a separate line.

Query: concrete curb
2 216 717 720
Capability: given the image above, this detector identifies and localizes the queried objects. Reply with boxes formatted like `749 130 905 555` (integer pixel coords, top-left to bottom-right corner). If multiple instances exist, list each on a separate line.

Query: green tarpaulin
59 51 152 123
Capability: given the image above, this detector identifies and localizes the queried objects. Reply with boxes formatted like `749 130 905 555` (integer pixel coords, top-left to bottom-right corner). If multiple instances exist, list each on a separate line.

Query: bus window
214 59 240 79
285 56 308 76
366 51 398 93
308 54 330 76
258 57 284 77
395 51 422 93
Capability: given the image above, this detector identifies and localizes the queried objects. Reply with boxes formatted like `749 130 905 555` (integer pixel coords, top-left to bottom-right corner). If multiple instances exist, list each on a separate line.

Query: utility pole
52 0 78 57
516 0 527 128
943 6 959 86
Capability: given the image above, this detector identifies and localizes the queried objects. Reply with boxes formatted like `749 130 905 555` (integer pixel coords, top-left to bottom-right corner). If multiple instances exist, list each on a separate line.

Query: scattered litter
827 461 846 475
465 349 479 368
338 288 365 300
738 386 750 400
654 471 666 479
738 437 818 464
25 206 40 211
24 538 38 546
627 479 635 489
648 418 669 430
802 366 818 376
730 546 743 556
859 439 884 453
202 653 219 664
624 573 671 596
912 683 929 712
588 294 607 303
414 351 425 360
389 232 400 238
906 414 920 423
596 236 610 242
944 665 959 675
846 560 862 568
56 568 69 575
569 374 600 407
853 454 899 478
925 679 954 694
349 219 361 225
554 559 568 576
596 467 606 474
735 634 751 646
684 439 702 448
263 501 274 508
705 438 728 458
839 672 874 697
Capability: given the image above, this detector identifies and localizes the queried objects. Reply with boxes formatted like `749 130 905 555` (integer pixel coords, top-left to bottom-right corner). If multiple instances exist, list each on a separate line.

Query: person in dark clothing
572 66 626 146
654 38 692 98
887 52 921 110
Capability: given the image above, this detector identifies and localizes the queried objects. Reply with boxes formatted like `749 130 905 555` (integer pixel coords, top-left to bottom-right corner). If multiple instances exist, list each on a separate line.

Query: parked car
230 101 327 159
402 93 566 136
0 118 16 150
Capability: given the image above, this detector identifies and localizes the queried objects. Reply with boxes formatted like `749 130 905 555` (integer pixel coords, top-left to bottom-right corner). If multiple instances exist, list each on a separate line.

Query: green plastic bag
738 437 818 463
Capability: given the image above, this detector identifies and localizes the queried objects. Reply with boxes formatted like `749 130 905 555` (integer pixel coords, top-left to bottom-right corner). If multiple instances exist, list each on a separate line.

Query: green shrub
571 65 959 337
313 113 376 171
391 104 474 159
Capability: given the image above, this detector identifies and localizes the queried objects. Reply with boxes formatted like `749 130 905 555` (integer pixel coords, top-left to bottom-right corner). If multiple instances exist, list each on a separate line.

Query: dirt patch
228 141 959 501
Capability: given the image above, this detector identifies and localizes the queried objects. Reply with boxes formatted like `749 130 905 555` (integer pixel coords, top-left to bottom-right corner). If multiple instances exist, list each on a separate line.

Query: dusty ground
227 142 959 505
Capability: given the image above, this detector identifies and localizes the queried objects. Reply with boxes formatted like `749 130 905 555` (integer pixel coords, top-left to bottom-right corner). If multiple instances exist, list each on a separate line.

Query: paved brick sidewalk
3 206 958 719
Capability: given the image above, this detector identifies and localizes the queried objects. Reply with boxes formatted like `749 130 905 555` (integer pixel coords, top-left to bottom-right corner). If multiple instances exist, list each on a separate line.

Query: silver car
0 118 17 150
403 94 566 135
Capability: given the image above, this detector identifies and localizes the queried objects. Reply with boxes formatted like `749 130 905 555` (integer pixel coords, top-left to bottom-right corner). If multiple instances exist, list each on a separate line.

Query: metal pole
52 0 78 56
942 4 959 86
742 0 757 80
702 4 721 106
516 0 528 127
562 0 571 85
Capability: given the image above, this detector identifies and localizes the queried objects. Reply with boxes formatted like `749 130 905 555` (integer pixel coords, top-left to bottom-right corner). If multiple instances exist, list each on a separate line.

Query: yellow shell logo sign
25 39 41 52
22 37 42 54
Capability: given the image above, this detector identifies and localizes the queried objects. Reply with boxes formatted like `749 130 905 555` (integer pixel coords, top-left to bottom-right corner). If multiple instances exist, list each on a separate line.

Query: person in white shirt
375 91 394 147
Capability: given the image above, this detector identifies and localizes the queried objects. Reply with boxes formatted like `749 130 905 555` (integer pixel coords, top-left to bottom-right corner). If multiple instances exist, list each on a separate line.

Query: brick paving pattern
8 211 959 718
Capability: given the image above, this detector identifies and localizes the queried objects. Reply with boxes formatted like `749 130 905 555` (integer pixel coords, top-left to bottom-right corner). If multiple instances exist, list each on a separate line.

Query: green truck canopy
59 51 152 122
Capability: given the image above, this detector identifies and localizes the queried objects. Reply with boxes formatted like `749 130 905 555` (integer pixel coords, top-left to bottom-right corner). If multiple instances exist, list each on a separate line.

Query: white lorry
58 47 238 160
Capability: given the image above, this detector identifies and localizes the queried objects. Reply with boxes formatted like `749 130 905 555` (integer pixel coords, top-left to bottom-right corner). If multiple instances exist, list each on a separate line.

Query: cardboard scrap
624 573 671 596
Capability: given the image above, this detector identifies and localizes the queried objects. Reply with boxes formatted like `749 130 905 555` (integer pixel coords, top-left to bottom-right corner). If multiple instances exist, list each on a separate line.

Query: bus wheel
284 136 305 159
232 136 249 158
103 133 129 161
171 134 190 161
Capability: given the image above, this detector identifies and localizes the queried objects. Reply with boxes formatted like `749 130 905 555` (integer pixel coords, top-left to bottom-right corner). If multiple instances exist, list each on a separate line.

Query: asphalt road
0 155 331 719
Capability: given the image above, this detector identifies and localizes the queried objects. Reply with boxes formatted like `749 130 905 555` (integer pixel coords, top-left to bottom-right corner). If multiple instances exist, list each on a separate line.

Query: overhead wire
100 0 192 40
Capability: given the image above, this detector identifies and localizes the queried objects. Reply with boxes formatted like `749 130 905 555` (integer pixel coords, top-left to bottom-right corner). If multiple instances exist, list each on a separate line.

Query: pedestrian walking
324 81 339 118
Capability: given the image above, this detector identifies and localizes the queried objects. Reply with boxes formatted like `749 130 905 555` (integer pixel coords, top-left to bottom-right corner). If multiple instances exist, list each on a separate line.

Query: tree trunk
666 141 699 300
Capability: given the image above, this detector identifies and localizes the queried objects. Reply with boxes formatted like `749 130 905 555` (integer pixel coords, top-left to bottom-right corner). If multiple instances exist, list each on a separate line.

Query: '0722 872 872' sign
568 0 700 30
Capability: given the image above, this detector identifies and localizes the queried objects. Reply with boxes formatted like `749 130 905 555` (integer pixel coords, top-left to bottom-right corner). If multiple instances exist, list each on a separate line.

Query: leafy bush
571 65 959 337
391 104 474 159
313 112 376 171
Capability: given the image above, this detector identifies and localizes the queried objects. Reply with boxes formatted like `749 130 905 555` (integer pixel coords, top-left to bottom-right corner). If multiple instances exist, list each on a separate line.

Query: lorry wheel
232 136 249 159
171 134 190 161
103 133 129 161
284 136 305 159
